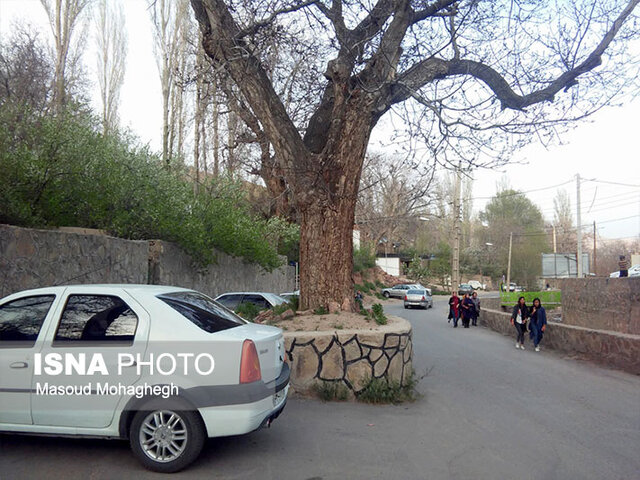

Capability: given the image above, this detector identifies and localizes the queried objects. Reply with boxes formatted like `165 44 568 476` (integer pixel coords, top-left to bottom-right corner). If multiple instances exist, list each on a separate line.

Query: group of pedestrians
447 291 480 328
447 291 548 352
510 296 547 352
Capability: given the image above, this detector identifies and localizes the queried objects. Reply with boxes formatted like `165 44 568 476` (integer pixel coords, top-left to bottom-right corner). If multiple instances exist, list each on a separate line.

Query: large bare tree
40 0 91 112
191 0 639 311
94 0 127 133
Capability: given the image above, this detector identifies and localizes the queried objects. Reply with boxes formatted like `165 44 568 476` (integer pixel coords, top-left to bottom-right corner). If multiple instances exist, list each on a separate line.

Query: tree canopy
191 0 639 310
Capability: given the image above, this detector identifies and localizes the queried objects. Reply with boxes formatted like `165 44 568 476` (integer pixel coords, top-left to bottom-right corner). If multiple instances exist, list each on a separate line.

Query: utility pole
452 166 462 291
593 221 597 275
576 174 583 277
552 225 557 253
506 232 513 292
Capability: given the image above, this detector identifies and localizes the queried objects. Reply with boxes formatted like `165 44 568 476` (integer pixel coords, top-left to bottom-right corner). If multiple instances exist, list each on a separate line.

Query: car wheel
404 305 409 309
383 291 390 298
130 408 205 473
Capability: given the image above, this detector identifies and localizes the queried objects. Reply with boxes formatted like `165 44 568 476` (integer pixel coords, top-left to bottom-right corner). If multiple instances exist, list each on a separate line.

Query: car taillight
240 339 262 384
404 295 408 301
422 296 425 301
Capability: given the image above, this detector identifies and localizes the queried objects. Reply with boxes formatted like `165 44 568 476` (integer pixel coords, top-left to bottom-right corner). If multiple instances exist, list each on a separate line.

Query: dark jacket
510 303 530 323
529 305 547 328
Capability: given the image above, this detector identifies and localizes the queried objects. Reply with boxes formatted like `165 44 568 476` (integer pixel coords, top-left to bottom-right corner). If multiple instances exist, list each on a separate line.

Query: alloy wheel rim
139 410 188 463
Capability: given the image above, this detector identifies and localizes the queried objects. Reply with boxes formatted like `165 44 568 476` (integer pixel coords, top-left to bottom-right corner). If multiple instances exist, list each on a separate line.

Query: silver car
382 284 416 299
403 288 433 309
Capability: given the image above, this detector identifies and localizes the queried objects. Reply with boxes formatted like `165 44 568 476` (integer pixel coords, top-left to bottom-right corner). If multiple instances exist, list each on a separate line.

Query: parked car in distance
214 292 289 311
610 264 640 278
381 284 415 298
502 282 524 292
404 289 433 309
279 290 299 302
458 283 474 296
467 280 485 290
0 285 289 472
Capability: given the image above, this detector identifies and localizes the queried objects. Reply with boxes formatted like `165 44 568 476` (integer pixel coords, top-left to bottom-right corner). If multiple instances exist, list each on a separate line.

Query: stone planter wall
479 307 640 375
284 317 413 398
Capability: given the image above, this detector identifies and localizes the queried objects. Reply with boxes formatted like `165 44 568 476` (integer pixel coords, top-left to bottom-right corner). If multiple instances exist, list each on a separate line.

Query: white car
0 285 289 472
467 280 485 290
214 292 289 311
610 264 640 278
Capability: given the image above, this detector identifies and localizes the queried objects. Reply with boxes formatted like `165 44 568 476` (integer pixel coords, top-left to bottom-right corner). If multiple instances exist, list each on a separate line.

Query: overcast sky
2 0 639 240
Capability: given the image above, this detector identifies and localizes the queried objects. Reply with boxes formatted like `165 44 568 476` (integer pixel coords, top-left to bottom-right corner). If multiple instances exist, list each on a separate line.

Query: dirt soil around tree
272 309 405 332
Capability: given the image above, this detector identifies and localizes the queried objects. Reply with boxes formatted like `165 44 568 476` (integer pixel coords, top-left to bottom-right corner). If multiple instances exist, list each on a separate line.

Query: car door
31 287 149 429
0 293 60 425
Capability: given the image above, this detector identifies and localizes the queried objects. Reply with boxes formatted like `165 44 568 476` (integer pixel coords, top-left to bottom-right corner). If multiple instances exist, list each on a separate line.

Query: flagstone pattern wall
283 317 413 398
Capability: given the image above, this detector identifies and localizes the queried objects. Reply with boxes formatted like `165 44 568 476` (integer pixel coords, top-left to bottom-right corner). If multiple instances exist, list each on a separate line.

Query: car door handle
10 362 28 369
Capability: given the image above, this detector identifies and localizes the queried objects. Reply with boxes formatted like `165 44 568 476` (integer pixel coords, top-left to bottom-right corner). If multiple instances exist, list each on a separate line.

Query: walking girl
471 291 481 326
529 298 547 352
448 291 460 327
460 292 474 328
510 296 529 350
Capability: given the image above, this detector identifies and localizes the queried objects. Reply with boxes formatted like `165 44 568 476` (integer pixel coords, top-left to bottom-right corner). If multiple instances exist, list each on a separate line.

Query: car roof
1 284 194 302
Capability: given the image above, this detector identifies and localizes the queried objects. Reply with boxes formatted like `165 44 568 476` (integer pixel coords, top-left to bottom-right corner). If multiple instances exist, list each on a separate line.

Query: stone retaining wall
148 240 294 300
480 307 640 375
0 224 148 297
0 224 295 298
558 278 640 335
284 317 413 398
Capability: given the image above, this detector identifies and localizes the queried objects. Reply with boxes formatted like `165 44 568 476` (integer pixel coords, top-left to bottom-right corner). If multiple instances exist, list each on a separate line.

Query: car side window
53 295 137 345
0 295 55 348
241 295 269 310
216 294 243 310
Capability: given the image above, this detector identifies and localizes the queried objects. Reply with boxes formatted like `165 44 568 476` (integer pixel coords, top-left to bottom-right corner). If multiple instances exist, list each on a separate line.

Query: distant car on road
610 264 640 278
467 280 486 290
0 285 289 472
381 284 417 299
403 288 433 309
458 283 474 296
215 292 289 311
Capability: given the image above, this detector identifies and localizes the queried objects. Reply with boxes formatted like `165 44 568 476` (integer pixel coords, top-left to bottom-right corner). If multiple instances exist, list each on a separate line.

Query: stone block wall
479 307 640 375
0 224 148 297
0 224 295 298
558 278 640 335
284 317 413 398
148 241 294 299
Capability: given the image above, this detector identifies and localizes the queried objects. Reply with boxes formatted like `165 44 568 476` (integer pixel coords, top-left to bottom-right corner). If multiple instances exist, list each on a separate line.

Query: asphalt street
1 296 639 480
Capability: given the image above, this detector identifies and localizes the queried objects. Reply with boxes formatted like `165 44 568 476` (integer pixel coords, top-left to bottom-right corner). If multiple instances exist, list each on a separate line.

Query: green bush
357 371 419 404
313 306 329 315
370 303 387 325
272 301 297 316
235 302 263 321
0 105 298 269
312 381 349 401
353 247 376 272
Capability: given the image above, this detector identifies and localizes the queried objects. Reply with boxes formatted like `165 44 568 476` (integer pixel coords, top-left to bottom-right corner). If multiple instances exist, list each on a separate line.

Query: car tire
129 407 206 473
383 291 390 298
404 305 409 309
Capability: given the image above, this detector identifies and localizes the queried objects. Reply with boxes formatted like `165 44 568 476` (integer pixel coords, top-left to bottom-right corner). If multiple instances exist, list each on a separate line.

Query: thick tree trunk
295 103 373 312
298 197 356 312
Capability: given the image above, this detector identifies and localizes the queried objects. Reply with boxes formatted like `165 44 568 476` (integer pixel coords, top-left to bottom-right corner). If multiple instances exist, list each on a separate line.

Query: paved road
2 296 639 480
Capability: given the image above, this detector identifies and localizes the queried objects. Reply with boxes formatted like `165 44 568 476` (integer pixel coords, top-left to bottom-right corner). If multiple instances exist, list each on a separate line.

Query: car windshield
407 289 425 295
158 291 246 333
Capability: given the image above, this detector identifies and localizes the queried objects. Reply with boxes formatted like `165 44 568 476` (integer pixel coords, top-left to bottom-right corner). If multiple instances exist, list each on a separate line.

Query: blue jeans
449 308 459 327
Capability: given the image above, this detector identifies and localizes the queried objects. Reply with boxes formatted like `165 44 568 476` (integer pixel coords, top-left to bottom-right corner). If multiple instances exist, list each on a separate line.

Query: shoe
535 346 540 352
520 344 525 350
516 343 520 349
